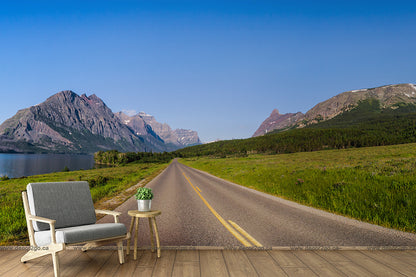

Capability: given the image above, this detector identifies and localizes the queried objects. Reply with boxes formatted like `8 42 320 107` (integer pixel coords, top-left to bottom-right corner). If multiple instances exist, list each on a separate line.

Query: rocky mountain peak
114 111 148 136
138 111 153 118
271 109 280 115
253 110 304 137
46 90 77 102
82 93 104 105
116 112 201 148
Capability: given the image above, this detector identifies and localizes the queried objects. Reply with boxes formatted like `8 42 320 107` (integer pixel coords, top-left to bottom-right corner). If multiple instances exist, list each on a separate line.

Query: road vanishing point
101 159 416 248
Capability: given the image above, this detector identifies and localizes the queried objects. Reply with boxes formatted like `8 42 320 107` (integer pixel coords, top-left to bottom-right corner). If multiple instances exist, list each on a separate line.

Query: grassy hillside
176 100 416 157
0 162 169 245
181 143 416 233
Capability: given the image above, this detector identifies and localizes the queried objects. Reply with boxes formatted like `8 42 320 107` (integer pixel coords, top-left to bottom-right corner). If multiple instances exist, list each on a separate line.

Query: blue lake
0 153 95 178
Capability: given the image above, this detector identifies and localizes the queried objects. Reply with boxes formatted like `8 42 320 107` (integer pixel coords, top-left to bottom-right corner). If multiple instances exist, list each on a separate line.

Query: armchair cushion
27 181 96 231
34 223 127 246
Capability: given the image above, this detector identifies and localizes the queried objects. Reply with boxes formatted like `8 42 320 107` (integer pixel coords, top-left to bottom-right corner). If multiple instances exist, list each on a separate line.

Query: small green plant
0 175 9 181
135 187 153 200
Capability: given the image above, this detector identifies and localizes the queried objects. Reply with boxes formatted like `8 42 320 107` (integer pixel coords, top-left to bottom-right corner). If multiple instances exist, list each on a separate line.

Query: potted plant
135 187 153 212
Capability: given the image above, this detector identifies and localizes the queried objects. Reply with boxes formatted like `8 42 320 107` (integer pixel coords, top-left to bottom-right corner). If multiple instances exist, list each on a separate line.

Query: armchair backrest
27 181 96 231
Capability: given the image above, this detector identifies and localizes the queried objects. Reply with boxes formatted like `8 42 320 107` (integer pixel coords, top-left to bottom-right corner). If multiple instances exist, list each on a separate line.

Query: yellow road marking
228 220 263 247
182 171 253 247
196 186 202 192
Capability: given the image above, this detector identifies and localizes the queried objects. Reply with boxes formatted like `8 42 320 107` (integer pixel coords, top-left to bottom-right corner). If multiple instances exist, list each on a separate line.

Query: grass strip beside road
180 143 416 233
0 162 169 245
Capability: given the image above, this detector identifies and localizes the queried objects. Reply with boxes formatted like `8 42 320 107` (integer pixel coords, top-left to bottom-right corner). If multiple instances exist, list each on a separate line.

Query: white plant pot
137 199 152 212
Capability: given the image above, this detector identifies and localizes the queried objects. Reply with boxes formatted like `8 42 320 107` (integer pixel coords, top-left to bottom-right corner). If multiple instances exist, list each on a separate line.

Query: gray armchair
21 181 130 277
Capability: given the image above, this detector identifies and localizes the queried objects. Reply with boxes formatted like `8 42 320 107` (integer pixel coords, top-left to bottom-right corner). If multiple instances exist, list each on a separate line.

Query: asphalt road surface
101 159 416 248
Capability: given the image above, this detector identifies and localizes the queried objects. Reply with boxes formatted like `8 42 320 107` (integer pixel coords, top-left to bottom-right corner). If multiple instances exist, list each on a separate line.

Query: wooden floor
1 249 416 276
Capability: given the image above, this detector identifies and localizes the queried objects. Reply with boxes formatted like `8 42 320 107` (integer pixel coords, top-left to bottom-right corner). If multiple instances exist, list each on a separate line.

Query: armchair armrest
95 209 121 223
28 215 56 224
27 215 57 244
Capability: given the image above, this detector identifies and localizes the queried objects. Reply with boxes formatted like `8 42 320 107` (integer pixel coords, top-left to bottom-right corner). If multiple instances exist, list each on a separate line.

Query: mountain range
253 83 416 136
0 91 201 154
1 83 414 154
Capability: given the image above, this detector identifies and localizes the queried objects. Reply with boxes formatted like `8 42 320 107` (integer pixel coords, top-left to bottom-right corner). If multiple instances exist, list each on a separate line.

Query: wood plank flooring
1 249 415 276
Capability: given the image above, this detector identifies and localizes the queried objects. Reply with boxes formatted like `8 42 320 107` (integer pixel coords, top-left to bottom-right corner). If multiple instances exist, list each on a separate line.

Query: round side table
126 210 161 260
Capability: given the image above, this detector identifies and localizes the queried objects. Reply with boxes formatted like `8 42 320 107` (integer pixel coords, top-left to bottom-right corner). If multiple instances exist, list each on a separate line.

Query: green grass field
0 162 168 245
181 143 416 233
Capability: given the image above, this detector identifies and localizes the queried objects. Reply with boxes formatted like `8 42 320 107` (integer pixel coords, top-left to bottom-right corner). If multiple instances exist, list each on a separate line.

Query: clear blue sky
1 0 415 142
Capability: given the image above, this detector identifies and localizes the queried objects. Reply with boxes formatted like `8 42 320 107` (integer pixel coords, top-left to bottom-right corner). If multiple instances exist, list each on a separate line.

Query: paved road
100 159 416 248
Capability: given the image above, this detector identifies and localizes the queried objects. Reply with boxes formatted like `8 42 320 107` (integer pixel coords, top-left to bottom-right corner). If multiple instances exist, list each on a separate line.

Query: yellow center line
181 171 252 247
196 186 202 192
228 220 263 247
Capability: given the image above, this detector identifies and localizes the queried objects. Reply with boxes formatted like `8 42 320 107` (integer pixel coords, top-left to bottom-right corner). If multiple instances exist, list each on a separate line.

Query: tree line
94 150 177 165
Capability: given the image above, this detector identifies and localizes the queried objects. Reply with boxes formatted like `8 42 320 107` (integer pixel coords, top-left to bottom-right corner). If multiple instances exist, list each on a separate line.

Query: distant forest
94 150 176 165
95 100 416 164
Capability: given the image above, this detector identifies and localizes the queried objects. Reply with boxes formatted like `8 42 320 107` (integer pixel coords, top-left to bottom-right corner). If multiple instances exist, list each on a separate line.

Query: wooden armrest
28 215 58 244
95 209 121 223
28 215 56 225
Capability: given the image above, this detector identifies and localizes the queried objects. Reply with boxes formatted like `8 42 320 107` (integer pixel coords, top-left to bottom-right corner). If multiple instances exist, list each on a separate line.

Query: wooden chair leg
117 241 125 264
52 252 60 277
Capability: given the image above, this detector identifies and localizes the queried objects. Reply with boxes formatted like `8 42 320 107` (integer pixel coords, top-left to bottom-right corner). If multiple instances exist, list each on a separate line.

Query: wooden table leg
126 216 135 255
148 217 155 253
151 217 161 258
134 217 139 260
